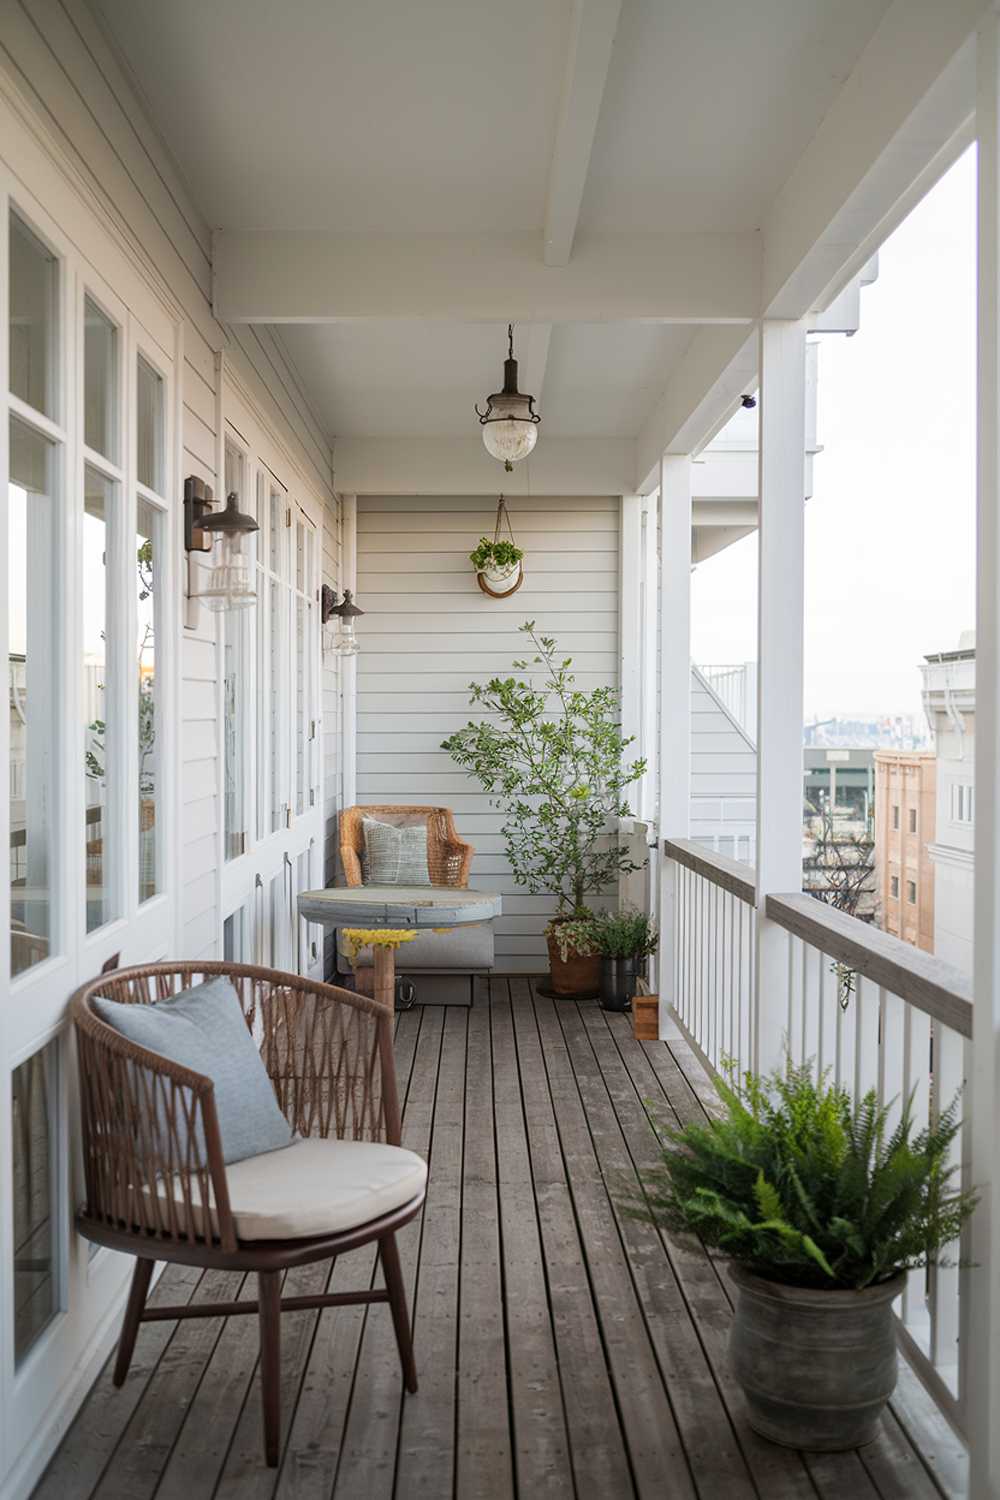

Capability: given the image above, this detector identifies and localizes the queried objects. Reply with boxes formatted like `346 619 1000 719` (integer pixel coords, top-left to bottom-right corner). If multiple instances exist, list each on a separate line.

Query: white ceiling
93 0 892 449
277 321 693 439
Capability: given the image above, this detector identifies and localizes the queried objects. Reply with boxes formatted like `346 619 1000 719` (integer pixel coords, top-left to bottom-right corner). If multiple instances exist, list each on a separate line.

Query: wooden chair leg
113 1257 154 1388
258 1271 282 1468
380 1232 417 1393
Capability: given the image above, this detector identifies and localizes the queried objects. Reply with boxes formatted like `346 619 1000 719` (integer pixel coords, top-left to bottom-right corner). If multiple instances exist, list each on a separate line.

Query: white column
640 491 660 825
969 13 1000 1494
657 455 692 1031
754 318 807 1075
619 494 642 817
340 494 358 811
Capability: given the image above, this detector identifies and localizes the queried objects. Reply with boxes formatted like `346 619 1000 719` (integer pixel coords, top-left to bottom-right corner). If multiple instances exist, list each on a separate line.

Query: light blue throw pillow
92 975 294 1166
363 816 430 885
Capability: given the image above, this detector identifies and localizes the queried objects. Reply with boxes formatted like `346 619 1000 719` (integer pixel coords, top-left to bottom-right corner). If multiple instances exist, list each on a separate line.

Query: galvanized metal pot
729 1265 906 1451
599 956 643 1012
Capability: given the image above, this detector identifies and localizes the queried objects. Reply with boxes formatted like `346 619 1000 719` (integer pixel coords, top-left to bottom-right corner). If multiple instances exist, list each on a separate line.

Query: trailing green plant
590 908 658 959
442 623 645 916
634 1060 977 1290
469 537 524 572
545 915 600 962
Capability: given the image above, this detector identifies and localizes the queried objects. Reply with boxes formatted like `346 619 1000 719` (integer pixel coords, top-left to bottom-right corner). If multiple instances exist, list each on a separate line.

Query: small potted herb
634 1062 977 1451
590 909 658 1012
469 537 524 583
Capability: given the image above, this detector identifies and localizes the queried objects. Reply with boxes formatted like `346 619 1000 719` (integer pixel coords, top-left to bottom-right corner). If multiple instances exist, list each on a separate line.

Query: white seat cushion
154 1136 427 1241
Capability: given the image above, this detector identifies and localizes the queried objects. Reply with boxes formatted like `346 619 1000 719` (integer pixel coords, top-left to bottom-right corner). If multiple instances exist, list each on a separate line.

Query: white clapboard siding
356 494 621 971
690 664 757 863
1 0 339 967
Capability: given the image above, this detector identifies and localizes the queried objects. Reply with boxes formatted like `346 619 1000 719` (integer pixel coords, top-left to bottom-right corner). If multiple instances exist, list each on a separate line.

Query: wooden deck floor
35 979 958 1500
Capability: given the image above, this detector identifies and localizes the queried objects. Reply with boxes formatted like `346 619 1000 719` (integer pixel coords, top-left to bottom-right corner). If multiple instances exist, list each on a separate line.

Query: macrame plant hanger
477 494 525 599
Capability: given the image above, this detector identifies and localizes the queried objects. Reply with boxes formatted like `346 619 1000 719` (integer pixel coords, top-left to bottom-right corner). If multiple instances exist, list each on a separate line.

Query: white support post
969 14 1000 1495
620 494 642 815
657 455 692 1033
640 489 660 825
754 318 807 1076
340 494 358 812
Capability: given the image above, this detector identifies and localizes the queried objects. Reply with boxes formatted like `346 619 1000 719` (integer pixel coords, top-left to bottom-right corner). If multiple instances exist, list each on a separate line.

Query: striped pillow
362 817 431 886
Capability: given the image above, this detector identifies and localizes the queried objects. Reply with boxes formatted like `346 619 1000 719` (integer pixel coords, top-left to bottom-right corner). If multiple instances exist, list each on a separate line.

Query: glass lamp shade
482 400 539 468
335 617 360 656
197 530 256 612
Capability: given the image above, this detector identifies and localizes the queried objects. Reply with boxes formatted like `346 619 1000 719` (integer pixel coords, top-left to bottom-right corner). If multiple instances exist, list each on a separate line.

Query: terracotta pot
546 929 601 997
729 1265 906 1451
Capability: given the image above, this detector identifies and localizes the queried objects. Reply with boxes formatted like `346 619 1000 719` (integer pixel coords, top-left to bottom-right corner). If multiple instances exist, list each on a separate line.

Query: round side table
297 885 502 1012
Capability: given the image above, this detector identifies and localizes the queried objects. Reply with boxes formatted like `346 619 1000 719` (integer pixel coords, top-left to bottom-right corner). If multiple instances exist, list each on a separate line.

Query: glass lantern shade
336 616 360 656
198 530 256 612
481 394 539 467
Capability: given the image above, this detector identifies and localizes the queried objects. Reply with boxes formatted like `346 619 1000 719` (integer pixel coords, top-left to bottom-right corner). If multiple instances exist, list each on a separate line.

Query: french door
218 387 323 980
1 169 180 1492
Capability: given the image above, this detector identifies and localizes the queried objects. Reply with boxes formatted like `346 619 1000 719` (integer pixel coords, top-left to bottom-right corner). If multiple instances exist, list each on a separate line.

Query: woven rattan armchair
340 804 474 887
71 961 424 1468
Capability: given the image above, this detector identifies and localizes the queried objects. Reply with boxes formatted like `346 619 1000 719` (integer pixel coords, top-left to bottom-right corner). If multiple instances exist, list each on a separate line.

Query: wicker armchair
71 961 424 1468
340 804 474 888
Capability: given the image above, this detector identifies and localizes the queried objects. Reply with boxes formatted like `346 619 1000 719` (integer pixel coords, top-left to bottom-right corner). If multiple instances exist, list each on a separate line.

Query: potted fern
590 908 658 1012
443 623 644 997
636 1062 976 1451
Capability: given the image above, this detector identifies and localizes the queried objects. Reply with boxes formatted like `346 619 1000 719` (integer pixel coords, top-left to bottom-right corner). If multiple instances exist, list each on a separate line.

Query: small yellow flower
341 927 419 961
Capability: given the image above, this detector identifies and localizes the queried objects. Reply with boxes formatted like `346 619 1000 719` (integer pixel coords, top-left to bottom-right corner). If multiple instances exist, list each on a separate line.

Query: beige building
874 752 936 952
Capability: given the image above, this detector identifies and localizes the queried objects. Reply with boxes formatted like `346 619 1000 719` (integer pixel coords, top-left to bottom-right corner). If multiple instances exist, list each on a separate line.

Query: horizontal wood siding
690 665 757 864
356 495 621 971
0 0 339 966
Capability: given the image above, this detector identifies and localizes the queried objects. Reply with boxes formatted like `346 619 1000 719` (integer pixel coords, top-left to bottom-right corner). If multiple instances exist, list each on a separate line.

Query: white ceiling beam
517 323 553 403
333 435 634 497
543 0 623 266
762 0 978 319
213 230 759 324
691 500 758 526
634 326 758 493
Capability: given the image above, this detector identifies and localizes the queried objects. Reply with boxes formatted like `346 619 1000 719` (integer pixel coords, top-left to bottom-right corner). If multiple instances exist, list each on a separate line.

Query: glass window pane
84 468 118 931
136 355 164 492
9 416 58 976
137 499 161 901
224 443 246 859
84 296 118 461
223 907 244 961
13 1040 61 1365
9 213 57 418
256 473 268 841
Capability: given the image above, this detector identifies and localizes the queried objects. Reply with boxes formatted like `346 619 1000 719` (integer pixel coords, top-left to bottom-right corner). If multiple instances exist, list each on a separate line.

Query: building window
908 807 917 834
892 804 900 830
951 784 974 824
890 875 899 899
907 880 917 905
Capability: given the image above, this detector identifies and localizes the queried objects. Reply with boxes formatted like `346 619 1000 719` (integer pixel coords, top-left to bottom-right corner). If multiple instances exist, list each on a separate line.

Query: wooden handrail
663 837 756 905
766 892 973 1039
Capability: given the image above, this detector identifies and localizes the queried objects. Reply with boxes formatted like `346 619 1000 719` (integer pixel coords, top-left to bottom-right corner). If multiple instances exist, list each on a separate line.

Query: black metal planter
599 956 644 1012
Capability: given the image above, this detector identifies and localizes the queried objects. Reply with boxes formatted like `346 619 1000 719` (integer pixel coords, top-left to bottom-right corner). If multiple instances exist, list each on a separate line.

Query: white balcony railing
698 662 757 742
663 837 973 1438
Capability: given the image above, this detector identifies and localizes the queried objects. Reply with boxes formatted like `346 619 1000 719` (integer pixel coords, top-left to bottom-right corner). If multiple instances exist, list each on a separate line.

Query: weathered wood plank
32 1263 203 1500
274 1005 423 1500
393 1004 468 1495
572 1001 757 1500
490 978 575 1497
456 986 515 1499
331 1005 444 1498
509 979 635 1499
603 1011 820 1500
532 992 695 1499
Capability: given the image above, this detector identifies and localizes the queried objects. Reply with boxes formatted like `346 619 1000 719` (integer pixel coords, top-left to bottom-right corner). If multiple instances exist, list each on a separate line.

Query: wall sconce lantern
321 585 364 656
475 323 541 471
185 477 259 612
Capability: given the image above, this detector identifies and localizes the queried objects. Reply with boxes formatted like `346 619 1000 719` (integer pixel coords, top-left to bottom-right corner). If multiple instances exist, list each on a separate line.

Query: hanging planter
471 496 525 599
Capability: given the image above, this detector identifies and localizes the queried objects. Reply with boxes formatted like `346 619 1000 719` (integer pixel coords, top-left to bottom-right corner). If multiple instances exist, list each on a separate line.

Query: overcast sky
691 144 976 726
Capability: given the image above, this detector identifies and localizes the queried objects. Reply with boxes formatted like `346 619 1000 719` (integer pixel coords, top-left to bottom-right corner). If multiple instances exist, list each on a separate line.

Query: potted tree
634 1061 976 1451
442 623 644 997
590 909 658 1012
